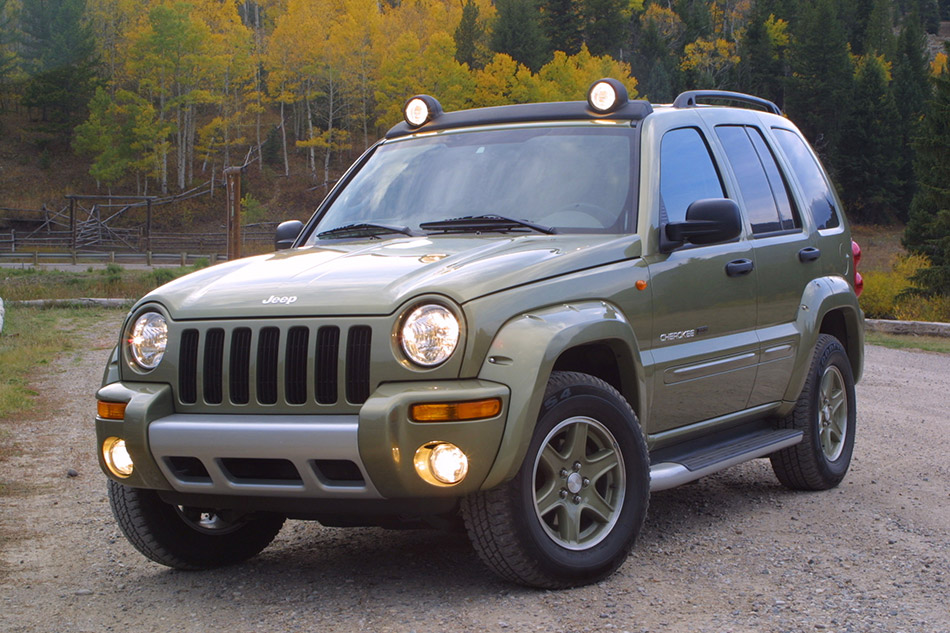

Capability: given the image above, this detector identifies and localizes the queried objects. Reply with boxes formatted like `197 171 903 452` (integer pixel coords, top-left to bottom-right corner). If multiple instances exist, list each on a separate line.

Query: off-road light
410 398 502 422
399 303 460 367
97 400 127 420
404 95 442 128
127 311 167 370
414 442 469 486
102 436 134 478
587 78 628 114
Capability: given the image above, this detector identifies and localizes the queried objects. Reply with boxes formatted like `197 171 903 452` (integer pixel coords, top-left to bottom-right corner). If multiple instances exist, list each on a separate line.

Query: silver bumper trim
148 414 382 499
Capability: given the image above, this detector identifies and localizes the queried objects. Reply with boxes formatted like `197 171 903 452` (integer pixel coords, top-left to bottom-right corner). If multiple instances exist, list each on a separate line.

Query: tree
837 54 901 224
0 0 18 111
892 12 932 218
735 7 788 105
540 0 582 56
454 0 491 69
785 0 854 175
19 0 99 139
491 0 548 72
631 4 685 101
579 0 627 58
903 43 950 296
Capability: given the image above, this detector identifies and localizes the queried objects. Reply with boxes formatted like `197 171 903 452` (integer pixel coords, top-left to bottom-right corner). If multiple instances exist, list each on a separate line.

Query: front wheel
770 334 857 490
108 479 285 570
462 371 649 588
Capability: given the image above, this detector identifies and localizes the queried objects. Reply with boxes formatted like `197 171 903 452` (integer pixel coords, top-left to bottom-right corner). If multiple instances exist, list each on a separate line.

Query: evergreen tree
540 0 582 56
454 0 488 69
736 3 785 105
838 54 902 224
892 12 932 219
785 0 853 175
19 0 99 138
863 0 896 60
491 0 549 72
0 0 17 111
903 43 950 296
580 0 627 59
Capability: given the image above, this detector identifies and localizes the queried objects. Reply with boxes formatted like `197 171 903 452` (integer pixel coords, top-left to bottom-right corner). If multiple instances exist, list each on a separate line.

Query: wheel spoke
583 488 615 524
538 443 564 477
564 422 590 464
829 387 846 418
535 480 562 518
586 448 620 482
556 505 580 543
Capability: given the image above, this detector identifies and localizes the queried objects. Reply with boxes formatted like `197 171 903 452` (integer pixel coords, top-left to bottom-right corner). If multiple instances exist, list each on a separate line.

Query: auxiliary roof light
587 78 629 115
404 95 443 128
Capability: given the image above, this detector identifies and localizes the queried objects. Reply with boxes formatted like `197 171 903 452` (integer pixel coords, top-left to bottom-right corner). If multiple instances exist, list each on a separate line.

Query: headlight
127 311 167 370
399 304 460 367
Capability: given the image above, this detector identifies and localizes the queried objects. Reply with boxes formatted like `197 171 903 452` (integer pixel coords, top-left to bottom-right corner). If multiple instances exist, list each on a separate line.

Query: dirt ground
1 312 948 633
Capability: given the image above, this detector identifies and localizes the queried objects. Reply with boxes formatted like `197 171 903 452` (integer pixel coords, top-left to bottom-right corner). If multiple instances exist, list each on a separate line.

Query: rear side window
660 127 724 223
716 125 801 235
772 128 840 230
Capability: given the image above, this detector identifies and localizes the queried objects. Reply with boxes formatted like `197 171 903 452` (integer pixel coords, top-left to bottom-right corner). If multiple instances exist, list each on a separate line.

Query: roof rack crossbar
672 90 782 116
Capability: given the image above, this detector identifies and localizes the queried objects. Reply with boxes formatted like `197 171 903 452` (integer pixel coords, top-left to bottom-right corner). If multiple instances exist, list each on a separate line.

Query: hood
145 234 642 319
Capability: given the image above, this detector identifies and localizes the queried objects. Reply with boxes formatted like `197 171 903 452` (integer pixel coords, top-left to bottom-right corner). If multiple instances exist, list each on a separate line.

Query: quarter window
716 125 801 235
660 127 725 224
772 128 840 230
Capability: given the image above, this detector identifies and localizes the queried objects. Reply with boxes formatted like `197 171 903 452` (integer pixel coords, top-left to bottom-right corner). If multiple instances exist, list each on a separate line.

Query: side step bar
649 428 803 492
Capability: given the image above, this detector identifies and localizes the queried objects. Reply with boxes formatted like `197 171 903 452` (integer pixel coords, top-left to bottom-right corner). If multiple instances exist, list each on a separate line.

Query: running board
649 428 802 492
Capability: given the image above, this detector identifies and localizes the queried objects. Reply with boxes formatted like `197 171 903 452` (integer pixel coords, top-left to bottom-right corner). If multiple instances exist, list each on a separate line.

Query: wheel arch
783 276 865 404
476 301 646 490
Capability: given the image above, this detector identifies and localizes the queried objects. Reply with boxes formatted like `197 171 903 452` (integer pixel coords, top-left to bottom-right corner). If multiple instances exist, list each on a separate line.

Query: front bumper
96 379 509 501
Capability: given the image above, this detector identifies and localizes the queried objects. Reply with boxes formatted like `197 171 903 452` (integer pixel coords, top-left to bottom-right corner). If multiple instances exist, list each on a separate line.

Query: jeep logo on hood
262 295 297 305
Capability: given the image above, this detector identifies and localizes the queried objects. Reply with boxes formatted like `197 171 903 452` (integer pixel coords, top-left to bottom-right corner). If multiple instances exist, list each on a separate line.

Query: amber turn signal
410 398 502 422
97 400 127 420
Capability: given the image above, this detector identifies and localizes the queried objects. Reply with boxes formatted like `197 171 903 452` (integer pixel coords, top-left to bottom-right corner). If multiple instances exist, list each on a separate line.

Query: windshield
305 125 638 243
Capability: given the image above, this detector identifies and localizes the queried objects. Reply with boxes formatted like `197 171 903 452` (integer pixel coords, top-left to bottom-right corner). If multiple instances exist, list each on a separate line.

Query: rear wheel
462 371 649 588
108 479 285 570
770 334 856 490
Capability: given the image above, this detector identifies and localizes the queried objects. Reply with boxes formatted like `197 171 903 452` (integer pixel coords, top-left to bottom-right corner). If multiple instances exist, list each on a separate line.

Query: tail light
851 240 863 297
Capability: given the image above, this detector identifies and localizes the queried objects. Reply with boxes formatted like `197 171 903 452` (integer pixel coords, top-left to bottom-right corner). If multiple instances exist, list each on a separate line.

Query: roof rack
386 100 654 139
672 90 782 116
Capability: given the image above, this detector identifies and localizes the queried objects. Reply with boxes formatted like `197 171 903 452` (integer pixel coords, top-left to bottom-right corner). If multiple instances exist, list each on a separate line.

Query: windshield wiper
420 215 557 235
317 222 416 240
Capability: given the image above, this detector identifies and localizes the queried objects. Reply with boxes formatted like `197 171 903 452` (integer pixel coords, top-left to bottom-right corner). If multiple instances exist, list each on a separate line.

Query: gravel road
1 313 947 633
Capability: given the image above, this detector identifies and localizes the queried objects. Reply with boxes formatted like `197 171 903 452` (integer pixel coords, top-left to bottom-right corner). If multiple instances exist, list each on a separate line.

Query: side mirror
275 220 304 250
661 198 741 253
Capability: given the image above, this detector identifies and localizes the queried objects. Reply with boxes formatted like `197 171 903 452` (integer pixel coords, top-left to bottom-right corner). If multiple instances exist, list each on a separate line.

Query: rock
0 296 5 334
75 589 93 596
67 468 79 478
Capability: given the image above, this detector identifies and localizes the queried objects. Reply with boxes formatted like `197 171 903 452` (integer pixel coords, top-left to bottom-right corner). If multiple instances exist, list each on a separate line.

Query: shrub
859 253 950 322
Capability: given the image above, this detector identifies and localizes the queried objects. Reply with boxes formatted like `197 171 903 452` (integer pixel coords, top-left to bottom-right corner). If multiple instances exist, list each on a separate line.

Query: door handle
799 247 821 262
726 258 754 277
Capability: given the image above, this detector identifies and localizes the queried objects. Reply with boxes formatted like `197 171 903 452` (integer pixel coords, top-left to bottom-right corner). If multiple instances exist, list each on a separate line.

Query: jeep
96 81 864 588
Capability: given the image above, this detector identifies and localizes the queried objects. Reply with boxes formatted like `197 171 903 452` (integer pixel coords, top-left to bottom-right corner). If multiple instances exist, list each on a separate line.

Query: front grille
178 323 372 407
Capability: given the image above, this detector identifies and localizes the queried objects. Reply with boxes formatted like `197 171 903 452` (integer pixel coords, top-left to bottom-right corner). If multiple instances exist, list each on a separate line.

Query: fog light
103 437 134 478
414 442 468 486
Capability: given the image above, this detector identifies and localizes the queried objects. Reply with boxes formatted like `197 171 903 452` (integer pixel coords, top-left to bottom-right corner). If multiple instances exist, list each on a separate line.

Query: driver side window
660 127 725 223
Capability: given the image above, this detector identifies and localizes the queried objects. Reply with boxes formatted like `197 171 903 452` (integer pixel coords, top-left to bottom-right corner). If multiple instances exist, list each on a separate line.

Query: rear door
709 118 814 406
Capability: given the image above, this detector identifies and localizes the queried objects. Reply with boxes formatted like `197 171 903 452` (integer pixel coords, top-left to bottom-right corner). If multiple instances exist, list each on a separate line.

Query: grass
865 331 950 355
0 305 116 418
0 261 207 301
850 224 905 273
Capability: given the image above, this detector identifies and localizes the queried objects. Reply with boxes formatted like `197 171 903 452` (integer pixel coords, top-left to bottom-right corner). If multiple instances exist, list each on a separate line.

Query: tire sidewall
512 379 649 582
807 341 857 482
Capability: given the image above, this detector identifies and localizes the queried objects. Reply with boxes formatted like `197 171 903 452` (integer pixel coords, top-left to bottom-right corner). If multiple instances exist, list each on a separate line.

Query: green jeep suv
96 80 864 588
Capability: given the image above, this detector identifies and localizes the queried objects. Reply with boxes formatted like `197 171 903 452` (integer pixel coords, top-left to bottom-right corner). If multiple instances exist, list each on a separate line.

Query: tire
108 479 285 570
770 334 856 491
461 371 650 588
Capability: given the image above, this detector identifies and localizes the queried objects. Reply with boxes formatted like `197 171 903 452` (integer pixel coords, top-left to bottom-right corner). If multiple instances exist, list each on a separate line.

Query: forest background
0 0 949 315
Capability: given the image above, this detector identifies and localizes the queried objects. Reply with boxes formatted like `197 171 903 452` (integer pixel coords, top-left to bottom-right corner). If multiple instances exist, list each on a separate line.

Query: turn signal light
97 400 127 420
410 398 502 422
